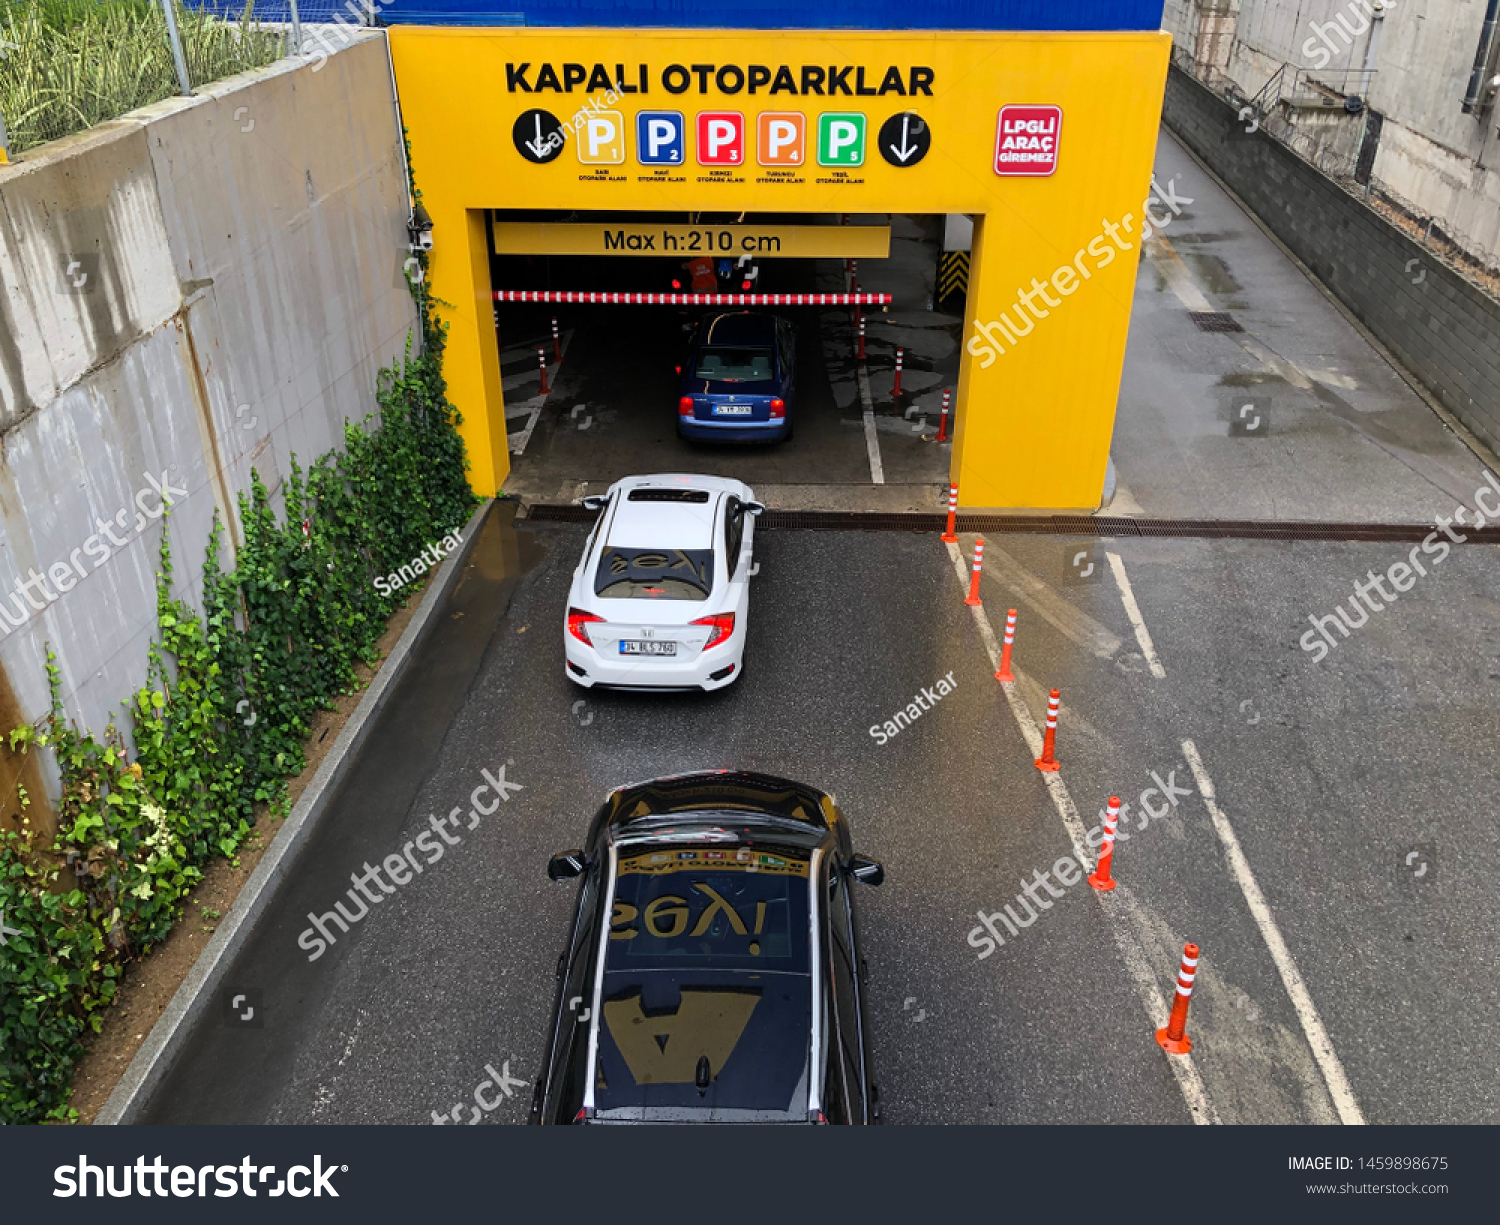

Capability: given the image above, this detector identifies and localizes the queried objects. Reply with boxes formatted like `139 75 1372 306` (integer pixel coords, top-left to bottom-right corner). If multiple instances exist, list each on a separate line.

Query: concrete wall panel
0 33 415 795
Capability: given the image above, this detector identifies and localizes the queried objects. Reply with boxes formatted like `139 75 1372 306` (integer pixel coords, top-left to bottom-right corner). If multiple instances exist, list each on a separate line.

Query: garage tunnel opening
489 209 967 505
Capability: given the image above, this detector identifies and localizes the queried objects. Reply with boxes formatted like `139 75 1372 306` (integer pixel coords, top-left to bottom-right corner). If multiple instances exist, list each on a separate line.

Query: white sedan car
564 474 763 691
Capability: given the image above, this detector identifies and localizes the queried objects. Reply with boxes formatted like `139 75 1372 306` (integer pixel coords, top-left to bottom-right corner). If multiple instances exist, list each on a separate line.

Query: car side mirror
850 854 884 887
581 495 608 511
743 501 766 517
548 850 586 881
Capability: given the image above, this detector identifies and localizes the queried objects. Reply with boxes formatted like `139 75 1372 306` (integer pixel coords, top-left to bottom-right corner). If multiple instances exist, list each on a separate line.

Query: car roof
587 835 822 1122
700 312 777 345
605 495 719 550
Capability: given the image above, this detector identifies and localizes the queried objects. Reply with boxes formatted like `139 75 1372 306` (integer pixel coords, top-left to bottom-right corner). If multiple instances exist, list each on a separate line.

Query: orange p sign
757 112 805 166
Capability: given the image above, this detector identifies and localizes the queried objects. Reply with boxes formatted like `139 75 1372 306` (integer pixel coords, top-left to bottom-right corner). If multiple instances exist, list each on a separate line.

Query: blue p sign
637 111 685 165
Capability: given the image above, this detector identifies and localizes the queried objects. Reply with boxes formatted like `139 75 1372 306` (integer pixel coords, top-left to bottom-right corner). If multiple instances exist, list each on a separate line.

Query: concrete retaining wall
1162 63 1500 461
0 33 415 809
1162 0 1500 272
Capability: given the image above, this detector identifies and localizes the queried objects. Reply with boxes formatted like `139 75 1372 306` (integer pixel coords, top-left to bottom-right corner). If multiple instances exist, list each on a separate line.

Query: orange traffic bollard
1156 944 1200 1054
995 609 1017 683
1034 689 1061 772
1088 797 1121 890
941 484 958 543
538 347 549 394
893 347 904 397
964 538 985 607
937 388 951 442
552 317 561 361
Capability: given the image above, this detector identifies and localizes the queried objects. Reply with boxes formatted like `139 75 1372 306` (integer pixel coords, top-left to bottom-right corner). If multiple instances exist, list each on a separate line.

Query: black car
677 312 797 443
532 770 884 1124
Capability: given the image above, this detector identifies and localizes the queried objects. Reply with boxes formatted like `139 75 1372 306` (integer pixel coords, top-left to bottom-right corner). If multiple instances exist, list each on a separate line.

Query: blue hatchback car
677 312 796 443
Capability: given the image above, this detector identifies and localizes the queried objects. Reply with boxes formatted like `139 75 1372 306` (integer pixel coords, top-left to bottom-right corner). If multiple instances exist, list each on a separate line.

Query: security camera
408 201 434 252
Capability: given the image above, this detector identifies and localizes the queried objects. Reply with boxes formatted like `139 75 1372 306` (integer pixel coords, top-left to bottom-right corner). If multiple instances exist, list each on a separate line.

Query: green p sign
817 113 866 167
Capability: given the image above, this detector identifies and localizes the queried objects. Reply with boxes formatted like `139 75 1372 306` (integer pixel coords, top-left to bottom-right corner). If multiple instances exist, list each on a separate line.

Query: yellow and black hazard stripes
938 249 969 306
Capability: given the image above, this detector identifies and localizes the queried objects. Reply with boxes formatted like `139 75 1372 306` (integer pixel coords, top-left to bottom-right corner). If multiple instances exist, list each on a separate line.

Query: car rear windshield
595 547 713 601
593 849 812 1117
693 346 773 382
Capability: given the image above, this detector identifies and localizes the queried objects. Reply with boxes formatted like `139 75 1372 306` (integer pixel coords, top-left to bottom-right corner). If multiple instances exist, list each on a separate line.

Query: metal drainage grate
1188 311 1245 333
520 504 1500 544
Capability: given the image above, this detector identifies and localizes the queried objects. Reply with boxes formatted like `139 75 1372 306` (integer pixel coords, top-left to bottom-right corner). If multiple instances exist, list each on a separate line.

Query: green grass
0 1 285 155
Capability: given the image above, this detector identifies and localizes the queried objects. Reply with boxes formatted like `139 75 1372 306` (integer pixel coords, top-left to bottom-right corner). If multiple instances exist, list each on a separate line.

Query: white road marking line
1106 552 1166 679
1144 236 1215 313
502 368 546 393
1013 668 1112 748
980 542 1123 660
498 332 557 359
1180 739 1366 1126
856 358 885 485
507 329 573 458
947 542 1220 1125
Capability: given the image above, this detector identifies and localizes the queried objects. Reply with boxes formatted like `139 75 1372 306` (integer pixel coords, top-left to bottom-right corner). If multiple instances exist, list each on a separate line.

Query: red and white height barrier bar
495 291 893 306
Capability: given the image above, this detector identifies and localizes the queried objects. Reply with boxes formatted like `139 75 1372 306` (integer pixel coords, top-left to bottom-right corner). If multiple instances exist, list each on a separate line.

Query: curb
94 498 493 1125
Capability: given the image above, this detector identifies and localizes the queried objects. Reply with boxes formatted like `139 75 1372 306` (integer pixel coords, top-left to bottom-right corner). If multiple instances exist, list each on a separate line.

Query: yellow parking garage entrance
388 28 1171 510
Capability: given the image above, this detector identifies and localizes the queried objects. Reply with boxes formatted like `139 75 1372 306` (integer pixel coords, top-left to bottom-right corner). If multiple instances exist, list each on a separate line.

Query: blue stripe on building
245 1 1165 32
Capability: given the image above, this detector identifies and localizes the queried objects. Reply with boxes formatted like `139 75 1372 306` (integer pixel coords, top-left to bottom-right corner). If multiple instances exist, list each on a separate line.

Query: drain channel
521 504 1500 543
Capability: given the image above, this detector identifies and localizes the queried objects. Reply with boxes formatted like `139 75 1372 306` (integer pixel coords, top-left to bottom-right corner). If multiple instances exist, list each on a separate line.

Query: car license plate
715 404 753 415
620 640 677 656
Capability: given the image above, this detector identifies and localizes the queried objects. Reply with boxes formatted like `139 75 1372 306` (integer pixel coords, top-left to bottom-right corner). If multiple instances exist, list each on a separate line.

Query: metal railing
1249 64 1375 116
0 0 298 159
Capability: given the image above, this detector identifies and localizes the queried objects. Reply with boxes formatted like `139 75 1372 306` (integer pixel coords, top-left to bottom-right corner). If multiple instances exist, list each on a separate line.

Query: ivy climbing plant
0 152 476 1123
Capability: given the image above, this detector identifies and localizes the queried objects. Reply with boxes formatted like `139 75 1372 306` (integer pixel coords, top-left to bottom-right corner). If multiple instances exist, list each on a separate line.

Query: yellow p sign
578 110 625 164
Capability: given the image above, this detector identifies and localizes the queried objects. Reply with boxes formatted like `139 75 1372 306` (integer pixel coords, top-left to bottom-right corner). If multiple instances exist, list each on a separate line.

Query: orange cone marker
1088 797 1121 890
1156 943 1199 1054
964 538 985 606
1034 689 1061 772
995 609 1017 683
941 484 958 543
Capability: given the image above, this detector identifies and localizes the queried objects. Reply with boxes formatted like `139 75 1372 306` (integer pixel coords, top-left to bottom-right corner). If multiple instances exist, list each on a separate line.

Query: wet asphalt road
138 504 1500 1126
137 142 1500 1127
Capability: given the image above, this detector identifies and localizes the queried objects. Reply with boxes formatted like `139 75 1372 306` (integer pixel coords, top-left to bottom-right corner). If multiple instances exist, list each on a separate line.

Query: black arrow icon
878 112 930 168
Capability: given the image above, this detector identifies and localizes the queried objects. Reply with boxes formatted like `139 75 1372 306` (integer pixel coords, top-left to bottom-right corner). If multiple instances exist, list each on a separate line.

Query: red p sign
697 112 745 165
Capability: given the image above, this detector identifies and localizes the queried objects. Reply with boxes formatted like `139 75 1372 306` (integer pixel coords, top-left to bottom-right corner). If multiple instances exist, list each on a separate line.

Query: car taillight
672 279 682 289
674 364 681 374
769 398 785 419
567 607 604 646
691 612 735 649
679 396 695 418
